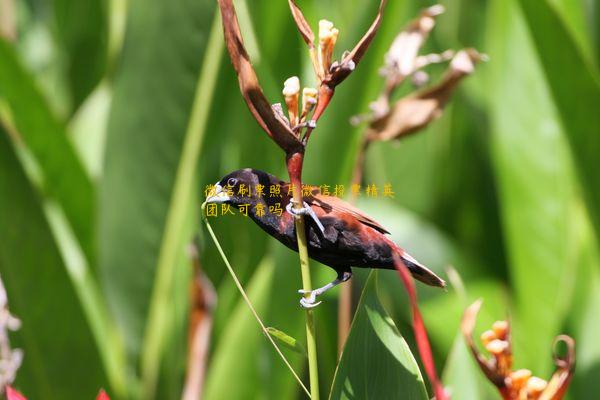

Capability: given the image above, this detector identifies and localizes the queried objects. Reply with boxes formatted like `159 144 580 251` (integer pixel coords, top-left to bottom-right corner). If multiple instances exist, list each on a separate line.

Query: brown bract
217 0 303 154
461 300 576 400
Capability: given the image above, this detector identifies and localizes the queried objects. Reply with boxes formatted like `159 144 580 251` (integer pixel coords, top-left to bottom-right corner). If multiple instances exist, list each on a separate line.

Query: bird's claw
300 297 322 309
298 289 322 309
286 200 325 233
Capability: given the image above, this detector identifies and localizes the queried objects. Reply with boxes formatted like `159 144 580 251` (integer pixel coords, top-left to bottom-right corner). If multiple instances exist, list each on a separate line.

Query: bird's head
205 168 277 206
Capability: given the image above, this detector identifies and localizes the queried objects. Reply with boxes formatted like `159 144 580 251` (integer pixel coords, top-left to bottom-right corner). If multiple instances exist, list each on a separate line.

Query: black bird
206 168 445 307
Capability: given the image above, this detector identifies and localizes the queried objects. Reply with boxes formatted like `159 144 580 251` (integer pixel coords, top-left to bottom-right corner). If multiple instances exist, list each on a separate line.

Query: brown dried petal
461 300 507 388
367 48 484 142
383 4 445 78
218 0 303 154
288 0 315 48
327 0 387 86
538 336 576 400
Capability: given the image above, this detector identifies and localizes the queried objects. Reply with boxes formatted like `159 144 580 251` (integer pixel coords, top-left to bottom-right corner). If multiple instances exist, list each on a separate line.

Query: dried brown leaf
368 49 484 141
461 300 507 389
218 0 303 154
327 0 387 86
383 5 445 79
288 0 314 48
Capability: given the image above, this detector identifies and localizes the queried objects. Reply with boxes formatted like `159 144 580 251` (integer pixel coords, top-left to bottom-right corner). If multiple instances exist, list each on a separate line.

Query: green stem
201 205 311 398
288 152 320 400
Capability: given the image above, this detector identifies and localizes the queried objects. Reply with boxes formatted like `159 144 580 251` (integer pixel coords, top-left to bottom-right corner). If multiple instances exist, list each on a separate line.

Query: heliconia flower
365 49 486 141
217 0 387 155
288 0 386 88
461 300 576 400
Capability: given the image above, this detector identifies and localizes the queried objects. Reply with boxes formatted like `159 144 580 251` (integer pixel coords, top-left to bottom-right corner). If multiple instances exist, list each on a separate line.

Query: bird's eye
227 178 238 187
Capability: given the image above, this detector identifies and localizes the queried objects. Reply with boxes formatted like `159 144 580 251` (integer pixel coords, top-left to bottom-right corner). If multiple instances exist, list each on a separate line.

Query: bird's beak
206 183 230 204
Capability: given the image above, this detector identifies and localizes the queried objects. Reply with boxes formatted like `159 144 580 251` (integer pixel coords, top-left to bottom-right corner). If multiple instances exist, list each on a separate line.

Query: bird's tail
398 249 446 289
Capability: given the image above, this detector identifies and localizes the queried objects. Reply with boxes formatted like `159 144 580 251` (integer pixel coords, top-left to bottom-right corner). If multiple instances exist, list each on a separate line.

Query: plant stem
287 152 320 400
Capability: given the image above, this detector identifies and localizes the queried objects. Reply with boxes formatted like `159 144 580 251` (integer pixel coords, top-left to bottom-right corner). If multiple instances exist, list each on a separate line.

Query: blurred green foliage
0 0 599 399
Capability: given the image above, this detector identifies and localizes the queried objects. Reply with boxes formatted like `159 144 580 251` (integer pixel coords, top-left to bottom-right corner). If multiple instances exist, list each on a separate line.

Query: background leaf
99 0 215 363
0 130 107 399
486 0 579 373
516 0 600 244
52 0 109 110
0 39 95 263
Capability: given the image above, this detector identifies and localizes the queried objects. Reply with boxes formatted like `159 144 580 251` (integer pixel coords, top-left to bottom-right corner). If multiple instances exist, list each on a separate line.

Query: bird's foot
298 289 323 309
286 200 325 233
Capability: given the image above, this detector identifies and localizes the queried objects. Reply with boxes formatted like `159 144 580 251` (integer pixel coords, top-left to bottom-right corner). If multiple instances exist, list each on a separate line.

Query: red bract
5 386 110 400
393 254 448 400
6 386 26 400
96 389 111 400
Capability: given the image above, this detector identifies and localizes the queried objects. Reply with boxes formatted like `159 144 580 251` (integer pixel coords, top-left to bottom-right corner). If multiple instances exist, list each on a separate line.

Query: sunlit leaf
330 271 428 400
487 0 578 374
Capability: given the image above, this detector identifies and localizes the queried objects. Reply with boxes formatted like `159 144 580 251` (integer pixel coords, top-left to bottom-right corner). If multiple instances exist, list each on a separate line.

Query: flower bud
485 339 509 355
509 369 532 391
480 330 496 346
492 320 509 340
301 87 318 121
283 77 300 126
526 376 547 397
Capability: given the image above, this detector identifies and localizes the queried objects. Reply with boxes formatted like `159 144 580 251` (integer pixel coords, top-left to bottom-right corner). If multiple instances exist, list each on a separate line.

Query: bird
205 168 445 308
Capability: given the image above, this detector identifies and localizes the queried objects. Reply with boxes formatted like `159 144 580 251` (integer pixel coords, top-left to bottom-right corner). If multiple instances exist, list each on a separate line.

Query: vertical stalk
287 152 320 400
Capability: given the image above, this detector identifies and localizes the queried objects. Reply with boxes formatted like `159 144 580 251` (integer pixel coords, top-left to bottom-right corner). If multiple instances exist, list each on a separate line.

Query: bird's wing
308 193 391 234
280 182 390 234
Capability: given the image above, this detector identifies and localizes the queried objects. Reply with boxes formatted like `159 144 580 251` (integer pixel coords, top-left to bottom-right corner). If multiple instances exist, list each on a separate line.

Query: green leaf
329 271 428 400
99 0 216 365
0 38 95 263
0 130 107 399
487 0 579 373
267 327 307 356
53 0 108 109
515 0 600 244
203 257 277 400
442 336 498 400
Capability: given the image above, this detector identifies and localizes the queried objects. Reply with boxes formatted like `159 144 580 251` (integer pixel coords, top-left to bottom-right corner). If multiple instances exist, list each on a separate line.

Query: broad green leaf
99 0 215 364
487 0 578 373
515 0 600 245
329 271 428 400
52 0 109 109
0 39 95 262
0 130 107 399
